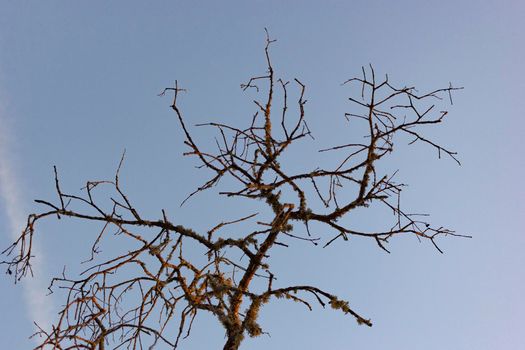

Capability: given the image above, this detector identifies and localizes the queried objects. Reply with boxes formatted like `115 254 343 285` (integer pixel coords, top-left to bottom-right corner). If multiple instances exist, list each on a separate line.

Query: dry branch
2 34 469 350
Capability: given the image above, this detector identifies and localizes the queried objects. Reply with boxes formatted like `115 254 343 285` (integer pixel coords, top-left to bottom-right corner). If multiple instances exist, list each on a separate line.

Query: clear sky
0 1 523 349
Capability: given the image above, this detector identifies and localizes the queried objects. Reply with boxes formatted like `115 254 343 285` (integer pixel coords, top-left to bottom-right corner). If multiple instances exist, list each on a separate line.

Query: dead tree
2 33 469 350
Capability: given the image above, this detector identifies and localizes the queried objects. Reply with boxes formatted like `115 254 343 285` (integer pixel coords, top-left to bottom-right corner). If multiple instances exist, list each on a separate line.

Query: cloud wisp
0 105 55 343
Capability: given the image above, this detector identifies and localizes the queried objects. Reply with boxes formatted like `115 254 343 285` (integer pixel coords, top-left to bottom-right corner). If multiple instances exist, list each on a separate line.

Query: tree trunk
223 328 244 350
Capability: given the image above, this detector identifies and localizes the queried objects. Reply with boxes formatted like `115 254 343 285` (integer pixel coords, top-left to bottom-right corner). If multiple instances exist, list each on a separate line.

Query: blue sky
0 1 523 349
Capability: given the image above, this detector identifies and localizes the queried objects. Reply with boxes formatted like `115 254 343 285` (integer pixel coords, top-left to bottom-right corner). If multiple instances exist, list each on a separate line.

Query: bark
223 328 244 350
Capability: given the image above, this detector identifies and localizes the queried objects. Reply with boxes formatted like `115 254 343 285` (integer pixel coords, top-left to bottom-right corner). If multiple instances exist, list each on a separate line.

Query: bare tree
2 33 469 350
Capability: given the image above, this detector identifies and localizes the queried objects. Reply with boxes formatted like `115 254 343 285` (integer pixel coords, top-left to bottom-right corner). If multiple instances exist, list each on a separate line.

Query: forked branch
2 34 468 350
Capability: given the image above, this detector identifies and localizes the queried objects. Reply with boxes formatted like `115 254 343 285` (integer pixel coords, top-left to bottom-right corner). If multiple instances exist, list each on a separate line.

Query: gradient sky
0 1 524 349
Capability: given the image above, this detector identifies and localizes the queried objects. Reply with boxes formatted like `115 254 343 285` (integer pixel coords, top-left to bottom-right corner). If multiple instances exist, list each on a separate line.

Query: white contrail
0 101 55 343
